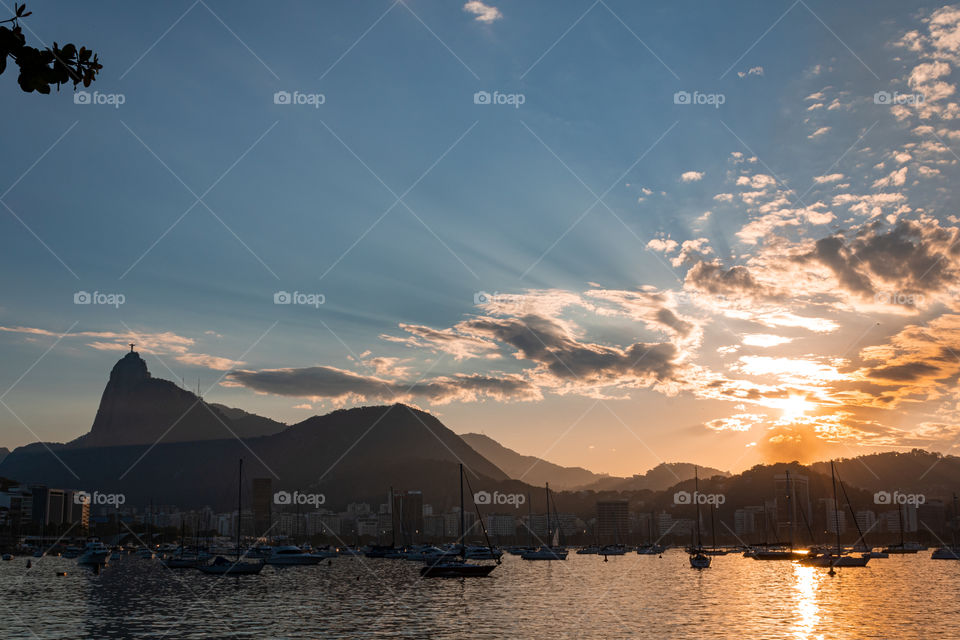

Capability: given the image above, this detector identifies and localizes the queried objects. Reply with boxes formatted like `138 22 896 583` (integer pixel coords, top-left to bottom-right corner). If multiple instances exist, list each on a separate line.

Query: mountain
0 448 8 465
581 462 730 492
461 433 730 492
68 350 285 447
461 433 611 490
0 403 511 510
208 404 287 438
811 449 960 497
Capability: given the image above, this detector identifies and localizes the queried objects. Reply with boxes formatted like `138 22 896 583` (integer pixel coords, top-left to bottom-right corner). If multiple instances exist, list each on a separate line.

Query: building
356 515 380 538
423 514 446 539
251 478 273 535
485 514 516 541
734 506 765 537
918 500 946 536
773 472 811 541
596 501 629 544
855 510 877 535
390 490 425 544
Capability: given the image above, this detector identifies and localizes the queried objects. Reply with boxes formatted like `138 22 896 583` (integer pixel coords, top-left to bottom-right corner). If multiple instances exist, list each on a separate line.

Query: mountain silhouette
461 432 613 490
68 350 285 447
0 400 509 509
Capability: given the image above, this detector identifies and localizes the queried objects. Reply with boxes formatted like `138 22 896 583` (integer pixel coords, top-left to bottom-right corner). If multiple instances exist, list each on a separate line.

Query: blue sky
3 0 960 475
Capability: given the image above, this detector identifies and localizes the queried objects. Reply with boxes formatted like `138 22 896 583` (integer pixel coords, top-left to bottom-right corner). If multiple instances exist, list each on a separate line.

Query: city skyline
4 1 960 478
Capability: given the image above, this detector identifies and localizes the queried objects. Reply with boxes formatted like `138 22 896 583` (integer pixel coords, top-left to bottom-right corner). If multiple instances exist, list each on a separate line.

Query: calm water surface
3 551 959 639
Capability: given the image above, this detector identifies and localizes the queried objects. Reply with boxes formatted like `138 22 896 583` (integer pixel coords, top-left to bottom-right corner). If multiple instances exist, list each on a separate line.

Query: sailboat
165 518 201 568
521 482 568 560
752 470 807 560
882 500 920 554
803 461 869 568
198 459 264 575
688 467 711 569
420 464 498 577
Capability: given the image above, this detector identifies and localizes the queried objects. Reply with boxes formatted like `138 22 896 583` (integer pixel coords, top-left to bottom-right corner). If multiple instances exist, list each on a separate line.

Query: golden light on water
792 564 824 640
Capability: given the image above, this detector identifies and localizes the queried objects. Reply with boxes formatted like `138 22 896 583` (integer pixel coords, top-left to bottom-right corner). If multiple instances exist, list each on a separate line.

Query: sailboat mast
236 459 242 559
546 483 551 543
694 467 702 549
459 464 465 551
786 470 794 552
953 494 958 548
527 493 532 547
831 461 841 555
390 486 395 548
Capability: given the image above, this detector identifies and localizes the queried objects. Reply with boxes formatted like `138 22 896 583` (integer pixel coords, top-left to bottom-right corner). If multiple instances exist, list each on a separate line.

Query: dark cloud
684 260 771 298
227 366 538 404
460 314 679 385
809 235 874 295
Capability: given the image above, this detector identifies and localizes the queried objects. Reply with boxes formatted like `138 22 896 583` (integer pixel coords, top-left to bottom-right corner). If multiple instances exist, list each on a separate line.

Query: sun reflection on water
792 564 824 640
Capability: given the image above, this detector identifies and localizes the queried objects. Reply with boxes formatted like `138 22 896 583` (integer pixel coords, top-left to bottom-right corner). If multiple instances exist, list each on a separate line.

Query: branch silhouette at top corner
0 3 101 95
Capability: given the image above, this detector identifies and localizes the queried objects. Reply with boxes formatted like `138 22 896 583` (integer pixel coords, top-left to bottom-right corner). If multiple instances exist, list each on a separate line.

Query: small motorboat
521 546 568 560
464 545 503 560
420 558 496 578
637 544 665 555
77 541 112 566
931 547 960 560
599 545 628 556
2 554 13 561
197 556 264 575
265 546 322 566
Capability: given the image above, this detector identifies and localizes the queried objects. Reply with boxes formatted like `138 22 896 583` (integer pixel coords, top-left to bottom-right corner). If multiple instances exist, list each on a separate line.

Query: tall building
773 472 811 542
855 510 877 535
251 478 272 535
390 490 424 544
735 506 765 537
596 501 629 544
918 500 946 536
485 514 516 541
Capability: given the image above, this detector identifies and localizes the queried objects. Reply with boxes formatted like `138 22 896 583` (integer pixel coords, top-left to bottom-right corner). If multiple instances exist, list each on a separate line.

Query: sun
780 395 813 421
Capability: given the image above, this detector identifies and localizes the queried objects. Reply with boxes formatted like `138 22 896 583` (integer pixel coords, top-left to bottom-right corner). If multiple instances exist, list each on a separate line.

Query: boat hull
420 563 496 578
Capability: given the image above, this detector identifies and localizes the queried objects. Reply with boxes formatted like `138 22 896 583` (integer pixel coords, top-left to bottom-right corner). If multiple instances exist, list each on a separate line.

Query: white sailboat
688 467 711 569
522 483 568 560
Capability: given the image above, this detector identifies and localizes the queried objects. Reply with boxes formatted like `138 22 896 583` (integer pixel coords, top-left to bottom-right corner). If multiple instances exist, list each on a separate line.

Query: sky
2 0 960 477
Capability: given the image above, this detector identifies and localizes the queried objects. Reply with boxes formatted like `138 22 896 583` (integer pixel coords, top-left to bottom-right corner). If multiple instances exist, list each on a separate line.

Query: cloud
742 334 793 347
813 173 844 184
380 323 499 360
228 366 539 405
463 1 502 23
646 237 678 254
808 126 831 138
0 326 239 370
737 66 764 78
680 171 704 182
